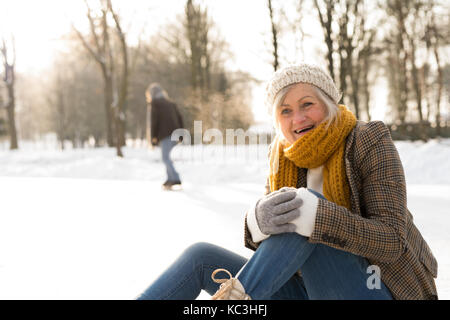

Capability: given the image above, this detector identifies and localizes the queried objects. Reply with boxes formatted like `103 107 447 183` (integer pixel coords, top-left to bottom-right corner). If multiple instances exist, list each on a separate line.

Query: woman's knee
258 232 311 255
266 232 308 244
181 242 218 264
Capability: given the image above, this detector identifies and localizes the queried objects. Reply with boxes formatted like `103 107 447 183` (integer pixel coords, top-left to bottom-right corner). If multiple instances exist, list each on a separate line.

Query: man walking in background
146 83 184 189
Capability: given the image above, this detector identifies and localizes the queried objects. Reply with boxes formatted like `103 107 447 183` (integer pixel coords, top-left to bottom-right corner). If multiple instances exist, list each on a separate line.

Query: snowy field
0 139 449 300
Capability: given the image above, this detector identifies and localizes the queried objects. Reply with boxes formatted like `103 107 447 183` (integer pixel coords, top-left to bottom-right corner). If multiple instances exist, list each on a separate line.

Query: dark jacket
244 121 438 300
150 98 184 143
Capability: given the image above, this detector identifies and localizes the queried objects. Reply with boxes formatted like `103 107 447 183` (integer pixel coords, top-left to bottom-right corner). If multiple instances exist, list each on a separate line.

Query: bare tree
314 0 336 81
401 0 429 141
425 3 446 136
336 0 352 105
185 0 212 99
340 0 379 120
313 0 381 118
73 0 131 157
267 0 280 71
381 0 448 138
383 0 411 125
73 0 115 147
1 37 18 150
53 73 66 150
183 0 237 130
358 27 378 121
132 8 254 135
107 0 129 157
0 89 6 137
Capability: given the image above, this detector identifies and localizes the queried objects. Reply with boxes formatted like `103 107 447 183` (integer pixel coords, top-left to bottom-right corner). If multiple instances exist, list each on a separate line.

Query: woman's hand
255 187 303 235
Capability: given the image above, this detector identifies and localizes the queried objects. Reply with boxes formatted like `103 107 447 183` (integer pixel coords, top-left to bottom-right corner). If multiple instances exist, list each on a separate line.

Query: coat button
322 233 330 242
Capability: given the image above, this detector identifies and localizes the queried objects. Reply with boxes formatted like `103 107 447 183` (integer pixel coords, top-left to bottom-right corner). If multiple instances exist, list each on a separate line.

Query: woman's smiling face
275 83 328 144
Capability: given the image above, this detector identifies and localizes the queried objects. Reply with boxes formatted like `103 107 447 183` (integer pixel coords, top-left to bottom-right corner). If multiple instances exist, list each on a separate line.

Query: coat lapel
344 121 362 215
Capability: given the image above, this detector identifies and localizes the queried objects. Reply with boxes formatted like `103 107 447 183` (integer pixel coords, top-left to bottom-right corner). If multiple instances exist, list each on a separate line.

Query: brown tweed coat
244 120 438 300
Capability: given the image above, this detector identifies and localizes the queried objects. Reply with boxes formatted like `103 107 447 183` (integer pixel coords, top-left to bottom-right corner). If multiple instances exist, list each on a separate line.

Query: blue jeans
160 137 180 182
137 191 393 300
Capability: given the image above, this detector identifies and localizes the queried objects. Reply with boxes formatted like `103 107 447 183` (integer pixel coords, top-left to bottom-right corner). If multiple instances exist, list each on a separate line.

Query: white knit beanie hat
265 63 341 112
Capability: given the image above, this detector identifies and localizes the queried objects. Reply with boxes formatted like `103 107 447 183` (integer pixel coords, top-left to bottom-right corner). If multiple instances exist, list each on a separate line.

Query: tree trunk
104 74 114 146
409 38 427 141
108 0 128 157
429 9 443 137
395 0 409 124
185 0 211 104
361 55 371 121
267 0 279 71
6 89 18 150
314 0 335 81
433 42 443 137
1 39 19 150
56 86 65 150
350 63 360 119
73 1 116 147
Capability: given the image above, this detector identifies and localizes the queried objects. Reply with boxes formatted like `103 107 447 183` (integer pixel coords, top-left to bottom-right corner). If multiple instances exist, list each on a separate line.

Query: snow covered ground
0 139 449 300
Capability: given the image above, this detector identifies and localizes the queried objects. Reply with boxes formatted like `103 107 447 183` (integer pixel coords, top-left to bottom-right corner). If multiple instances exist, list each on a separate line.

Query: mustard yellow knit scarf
269 105 356 209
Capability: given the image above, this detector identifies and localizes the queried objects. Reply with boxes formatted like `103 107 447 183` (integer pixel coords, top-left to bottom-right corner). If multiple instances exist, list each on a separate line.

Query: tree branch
72 23 104 65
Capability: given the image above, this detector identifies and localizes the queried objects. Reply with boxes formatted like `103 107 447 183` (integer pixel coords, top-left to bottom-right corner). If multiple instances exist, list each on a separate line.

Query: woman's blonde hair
271 83 339 130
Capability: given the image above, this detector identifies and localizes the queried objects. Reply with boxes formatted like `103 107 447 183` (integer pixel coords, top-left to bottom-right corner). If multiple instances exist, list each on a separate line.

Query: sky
0 0 388 123
0 1 278 75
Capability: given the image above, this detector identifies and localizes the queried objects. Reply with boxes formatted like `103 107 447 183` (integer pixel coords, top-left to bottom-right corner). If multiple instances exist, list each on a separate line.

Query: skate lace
211 268 250 300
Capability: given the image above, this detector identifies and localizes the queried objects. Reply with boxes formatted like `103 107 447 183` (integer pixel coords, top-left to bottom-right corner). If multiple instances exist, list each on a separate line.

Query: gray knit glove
255 187 303 235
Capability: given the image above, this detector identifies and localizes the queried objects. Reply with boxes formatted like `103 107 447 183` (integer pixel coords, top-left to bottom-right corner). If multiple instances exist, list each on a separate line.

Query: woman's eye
281 108 291 115
302 102 313 108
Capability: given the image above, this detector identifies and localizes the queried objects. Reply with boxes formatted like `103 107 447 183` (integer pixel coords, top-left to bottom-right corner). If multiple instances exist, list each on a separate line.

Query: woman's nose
292 110 306 123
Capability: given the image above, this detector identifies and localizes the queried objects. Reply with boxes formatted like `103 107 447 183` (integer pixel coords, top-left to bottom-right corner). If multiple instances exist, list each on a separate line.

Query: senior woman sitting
137 63 438 300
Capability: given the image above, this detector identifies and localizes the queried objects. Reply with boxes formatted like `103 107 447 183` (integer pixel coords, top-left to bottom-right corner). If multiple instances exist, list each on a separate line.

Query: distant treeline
387 121 450 140
1 0 449 152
